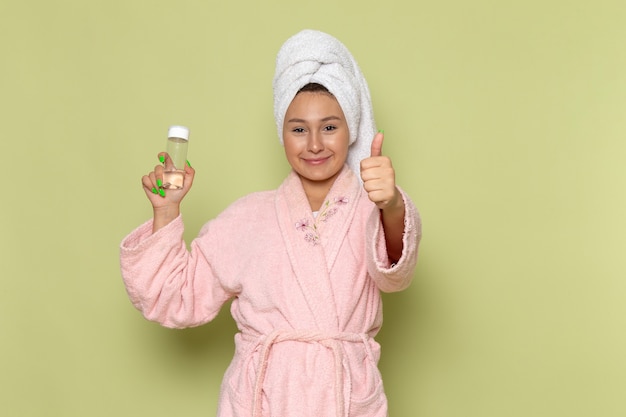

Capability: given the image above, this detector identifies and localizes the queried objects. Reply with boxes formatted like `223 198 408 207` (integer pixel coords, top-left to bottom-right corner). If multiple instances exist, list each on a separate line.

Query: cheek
283 138 301 160
333 136 350 158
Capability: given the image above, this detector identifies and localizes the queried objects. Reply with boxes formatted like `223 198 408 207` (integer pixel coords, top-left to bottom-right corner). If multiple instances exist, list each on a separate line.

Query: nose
307 131 324 153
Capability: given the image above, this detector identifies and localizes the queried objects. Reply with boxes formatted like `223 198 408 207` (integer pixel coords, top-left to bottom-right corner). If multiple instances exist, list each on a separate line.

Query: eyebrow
286 115 342 123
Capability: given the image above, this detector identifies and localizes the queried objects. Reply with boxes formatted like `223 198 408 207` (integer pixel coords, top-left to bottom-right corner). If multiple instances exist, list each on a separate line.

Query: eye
291 127 306 133
323 125 337 132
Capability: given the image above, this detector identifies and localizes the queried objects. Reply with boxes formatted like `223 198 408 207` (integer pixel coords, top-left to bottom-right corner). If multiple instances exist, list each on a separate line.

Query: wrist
152 205 180 232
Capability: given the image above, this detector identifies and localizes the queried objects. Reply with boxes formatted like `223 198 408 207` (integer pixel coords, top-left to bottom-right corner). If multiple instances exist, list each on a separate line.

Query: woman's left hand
360 131 406 263
360 132 401 210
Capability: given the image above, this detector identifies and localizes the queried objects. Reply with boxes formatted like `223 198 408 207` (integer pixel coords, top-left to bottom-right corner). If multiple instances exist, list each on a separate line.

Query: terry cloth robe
119 165 421 417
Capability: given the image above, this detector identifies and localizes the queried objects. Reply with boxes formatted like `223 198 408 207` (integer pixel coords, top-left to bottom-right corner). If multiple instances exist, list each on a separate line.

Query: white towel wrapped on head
273 29 377 176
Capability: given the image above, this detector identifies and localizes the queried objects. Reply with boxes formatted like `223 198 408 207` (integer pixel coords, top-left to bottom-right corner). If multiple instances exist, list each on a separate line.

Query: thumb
370 131 384 157
182 160 196 190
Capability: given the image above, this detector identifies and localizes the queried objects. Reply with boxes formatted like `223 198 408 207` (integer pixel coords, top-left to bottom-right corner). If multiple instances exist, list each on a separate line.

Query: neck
299 174 341 212
301 180 333 212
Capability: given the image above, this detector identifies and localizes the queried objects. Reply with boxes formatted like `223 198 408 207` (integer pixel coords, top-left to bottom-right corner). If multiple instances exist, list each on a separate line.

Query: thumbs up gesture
360 131 400 210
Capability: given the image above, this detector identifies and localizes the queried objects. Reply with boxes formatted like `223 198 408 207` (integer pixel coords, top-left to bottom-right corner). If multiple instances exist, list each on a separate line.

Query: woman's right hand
141 152 195 232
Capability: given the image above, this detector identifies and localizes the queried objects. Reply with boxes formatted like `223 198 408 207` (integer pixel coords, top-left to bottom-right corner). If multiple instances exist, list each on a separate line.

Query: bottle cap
168 125 189 140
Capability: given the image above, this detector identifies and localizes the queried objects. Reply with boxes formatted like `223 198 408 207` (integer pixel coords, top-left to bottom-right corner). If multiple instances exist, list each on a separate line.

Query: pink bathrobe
120 165 421 417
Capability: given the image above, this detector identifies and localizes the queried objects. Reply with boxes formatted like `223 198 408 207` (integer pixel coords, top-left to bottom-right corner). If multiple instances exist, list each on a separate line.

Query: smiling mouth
304 156 330 165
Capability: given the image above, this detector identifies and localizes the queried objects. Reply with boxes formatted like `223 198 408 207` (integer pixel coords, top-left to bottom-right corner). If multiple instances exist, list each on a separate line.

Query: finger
182 161 196 190
364 181 396 208
361 156 393 178
142 175 158 195
370 131 384 157
148 165 167 197
158 152 175 171
150 164 164 190
184 160 194 174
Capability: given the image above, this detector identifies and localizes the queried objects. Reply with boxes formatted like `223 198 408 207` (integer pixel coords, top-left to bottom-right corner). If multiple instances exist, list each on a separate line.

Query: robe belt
247 330 373 417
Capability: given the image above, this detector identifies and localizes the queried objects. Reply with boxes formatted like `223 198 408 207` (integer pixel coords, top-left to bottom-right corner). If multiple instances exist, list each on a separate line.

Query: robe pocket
224 348 260 412
225 368 255 410
348 344 387 416
349 374 386 416
218 386 251 417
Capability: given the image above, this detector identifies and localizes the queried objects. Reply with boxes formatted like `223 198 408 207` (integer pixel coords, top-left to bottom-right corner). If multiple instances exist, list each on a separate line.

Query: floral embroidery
295 219 310 232
295 196 349 245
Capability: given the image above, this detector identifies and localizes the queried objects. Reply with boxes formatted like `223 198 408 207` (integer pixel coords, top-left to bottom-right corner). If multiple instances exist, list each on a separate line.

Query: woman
120 29 421 417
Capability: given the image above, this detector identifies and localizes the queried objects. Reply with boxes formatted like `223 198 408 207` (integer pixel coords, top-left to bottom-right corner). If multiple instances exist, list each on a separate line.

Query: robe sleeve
366 187 422 292
119 215 235 329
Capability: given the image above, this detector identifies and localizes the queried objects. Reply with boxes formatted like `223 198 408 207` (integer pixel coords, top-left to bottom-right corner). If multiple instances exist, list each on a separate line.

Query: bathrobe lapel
275 166 361 330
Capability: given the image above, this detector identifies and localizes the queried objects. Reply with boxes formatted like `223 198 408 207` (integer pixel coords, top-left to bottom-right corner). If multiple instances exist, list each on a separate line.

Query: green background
2 0 625 416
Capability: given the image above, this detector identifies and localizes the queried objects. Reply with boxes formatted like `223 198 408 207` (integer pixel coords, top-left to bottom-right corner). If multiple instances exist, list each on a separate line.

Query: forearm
367 187 420 293
120 217 229 329
380 187 406 264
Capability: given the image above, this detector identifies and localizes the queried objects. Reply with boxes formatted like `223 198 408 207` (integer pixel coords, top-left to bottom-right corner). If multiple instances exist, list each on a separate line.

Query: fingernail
378 129 385 134
151 187 158 194
186 160 192 167
157 179 162 187
158 188 165 197
159 155 165 163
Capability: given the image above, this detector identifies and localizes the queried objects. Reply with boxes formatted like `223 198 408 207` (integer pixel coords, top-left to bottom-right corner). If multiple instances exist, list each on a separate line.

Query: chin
309 170 342 183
